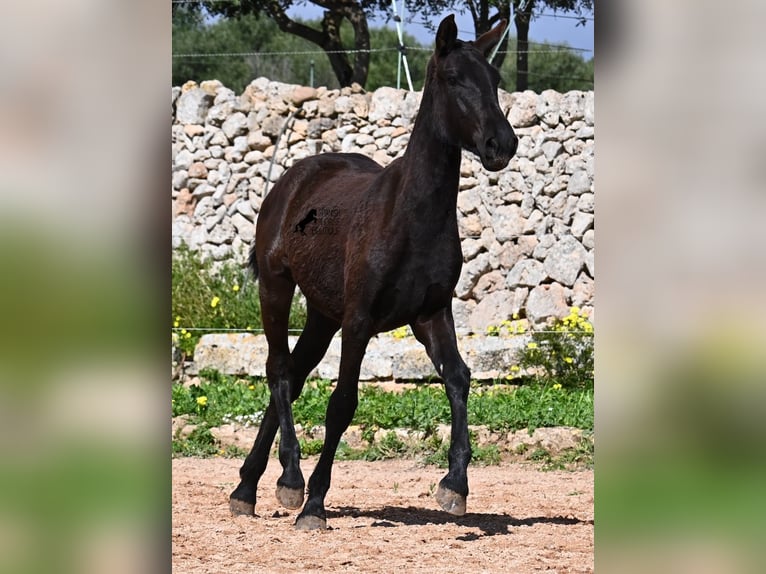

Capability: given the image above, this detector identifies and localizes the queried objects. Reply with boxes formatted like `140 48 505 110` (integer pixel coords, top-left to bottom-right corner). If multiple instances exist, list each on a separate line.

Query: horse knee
444 362 470 399
266 353 293 382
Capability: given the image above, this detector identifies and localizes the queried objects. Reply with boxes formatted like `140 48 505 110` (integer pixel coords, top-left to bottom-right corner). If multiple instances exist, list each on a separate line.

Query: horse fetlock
435 484 467 516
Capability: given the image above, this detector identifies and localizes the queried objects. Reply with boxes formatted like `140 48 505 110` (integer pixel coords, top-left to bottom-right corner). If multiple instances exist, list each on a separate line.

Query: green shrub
487 307 594 390
517 307 594 389
171 244 306 356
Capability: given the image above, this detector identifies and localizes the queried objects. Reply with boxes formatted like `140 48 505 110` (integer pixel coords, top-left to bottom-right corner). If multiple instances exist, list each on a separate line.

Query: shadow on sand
326 505 592 538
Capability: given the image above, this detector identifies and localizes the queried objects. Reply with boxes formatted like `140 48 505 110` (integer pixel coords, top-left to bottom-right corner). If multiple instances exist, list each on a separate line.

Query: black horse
229 15 518 530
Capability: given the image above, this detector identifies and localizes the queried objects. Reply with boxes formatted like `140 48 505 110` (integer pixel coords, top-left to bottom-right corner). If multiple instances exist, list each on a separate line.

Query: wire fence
171 326 591 336
172 47 592 59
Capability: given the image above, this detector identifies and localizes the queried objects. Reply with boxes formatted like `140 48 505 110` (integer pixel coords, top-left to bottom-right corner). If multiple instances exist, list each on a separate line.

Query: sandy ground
172 456 593 573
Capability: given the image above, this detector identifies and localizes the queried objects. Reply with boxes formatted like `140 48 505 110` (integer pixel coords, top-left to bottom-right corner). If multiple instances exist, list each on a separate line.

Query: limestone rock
492 204 526 242
469 291 515 333
507 90 538 128
537 90 562 127
526 283 569 326
291 86 317 106
455 253 490 299
567 169 592 195
559 91 586 125
222 112 249 140
544 235 588 287
176 88 213 125
507 259 547 288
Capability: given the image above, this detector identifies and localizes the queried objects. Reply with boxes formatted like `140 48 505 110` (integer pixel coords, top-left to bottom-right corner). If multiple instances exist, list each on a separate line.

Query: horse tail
248 243 259 282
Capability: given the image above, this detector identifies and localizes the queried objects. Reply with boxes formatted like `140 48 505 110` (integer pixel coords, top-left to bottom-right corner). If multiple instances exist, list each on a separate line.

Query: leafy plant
516 307 594 390
524 433 594 471
485 308 594 390
172 244 306 357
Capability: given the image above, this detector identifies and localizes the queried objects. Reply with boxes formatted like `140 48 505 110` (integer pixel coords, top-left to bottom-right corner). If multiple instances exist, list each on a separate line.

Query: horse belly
288 242 347 321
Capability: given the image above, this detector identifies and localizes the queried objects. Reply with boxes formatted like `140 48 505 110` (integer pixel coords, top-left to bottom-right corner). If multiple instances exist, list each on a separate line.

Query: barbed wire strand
172 327 591 335
173 46 591 58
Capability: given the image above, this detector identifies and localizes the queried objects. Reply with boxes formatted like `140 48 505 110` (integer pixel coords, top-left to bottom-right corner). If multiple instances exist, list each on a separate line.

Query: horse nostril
486 137 498 154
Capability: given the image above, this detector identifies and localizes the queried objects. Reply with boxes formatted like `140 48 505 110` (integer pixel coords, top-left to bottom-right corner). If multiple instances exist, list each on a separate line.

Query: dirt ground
172 456 593 573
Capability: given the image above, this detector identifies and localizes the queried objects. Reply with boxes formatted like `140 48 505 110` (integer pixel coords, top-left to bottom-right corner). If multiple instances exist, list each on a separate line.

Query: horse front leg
294 325 371 530
412 308 472 515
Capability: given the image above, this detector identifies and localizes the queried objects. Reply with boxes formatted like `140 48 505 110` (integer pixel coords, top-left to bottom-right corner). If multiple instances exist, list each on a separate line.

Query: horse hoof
294 514 328 531
276 485 305 509
435 485 467 516
229 497 256 516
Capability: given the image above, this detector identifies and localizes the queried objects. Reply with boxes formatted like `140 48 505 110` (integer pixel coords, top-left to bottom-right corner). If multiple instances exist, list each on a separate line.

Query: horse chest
366 238 461 328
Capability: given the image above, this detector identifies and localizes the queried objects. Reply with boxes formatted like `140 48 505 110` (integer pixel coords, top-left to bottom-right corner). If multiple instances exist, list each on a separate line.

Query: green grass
172 369 594 466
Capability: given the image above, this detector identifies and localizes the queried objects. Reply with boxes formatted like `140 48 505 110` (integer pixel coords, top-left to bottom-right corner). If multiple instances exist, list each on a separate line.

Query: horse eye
446 76 458 86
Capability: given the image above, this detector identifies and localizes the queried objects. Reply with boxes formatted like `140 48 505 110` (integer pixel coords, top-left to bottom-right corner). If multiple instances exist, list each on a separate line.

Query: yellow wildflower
232 284 240 292
248 384 255 391
527 342 538 349
391 326 409 339
196 396 208 407
173 319 179 328
552 383 562 390
564 357 574 364
210 296 221 308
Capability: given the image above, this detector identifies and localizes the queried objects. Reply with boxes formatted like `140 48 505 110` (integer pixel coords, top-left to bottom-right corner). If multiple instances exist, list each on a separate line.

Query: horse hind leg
229 273 299 515
412 308 471 516
274 306 340 509
229 398 280 516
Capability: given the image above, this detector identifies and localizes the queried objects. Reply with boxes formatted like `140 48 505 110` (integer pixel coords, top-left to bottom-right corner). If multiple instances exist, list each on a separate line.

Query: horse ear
474 19 508 58
435 14 458 56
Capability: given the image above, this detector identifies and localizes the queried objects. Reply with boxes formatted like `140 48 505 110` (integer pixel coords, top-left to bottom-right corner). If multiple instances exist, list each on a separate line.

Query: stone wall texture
172 78 594 333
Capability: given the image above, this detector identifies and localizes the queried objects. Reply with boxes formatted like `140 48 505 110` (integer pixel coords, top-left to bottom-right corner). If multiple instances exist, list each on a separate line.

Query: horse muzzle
479 128 518 171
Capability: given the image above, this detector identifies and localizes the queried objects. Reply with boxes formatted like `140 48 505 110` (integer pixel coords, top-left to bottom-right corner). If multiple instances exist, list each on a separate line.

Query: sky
382 7 593 54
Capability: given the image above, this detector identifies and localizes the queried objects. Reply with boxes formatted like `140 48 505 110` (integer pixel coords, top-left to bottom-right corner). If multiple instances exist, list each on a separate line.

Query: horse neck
399 90 462 205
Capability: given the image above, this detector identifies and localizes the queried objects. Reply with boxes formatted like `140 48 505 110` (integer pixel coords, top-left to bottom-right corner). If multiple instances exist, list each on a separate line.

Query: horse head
428 15 518 171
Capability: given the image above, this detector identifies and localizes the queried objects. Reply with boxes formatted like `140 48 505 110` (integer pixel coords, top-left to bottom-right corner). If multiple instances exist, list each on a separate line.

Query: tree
465 1 512 69
173 8 429 91
416 0 592 91
176 1 409 88
499 36 593 92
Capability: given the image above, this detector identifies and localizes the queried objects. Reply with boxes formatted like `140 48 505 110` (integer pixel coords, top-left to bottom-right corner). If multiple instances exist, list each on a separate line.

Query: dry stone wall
172 78 594 333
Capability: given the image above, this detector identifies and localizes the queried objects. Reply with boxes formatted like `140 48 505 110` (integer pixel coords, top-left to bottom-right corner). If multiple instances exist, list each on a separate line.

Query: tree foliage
172 10 430 92
173 1 408 87
406 1 593 91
